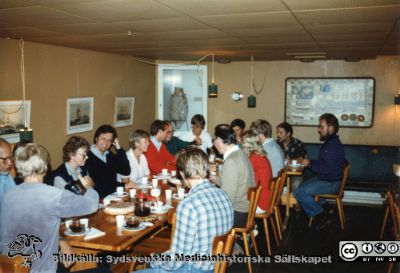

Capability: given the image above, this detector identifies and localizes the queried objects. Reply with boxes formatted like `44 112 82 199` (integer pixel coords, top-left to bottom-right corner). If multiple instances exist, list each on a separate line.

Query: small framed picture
114 96 134 127
66 97 93 135
0 100 31 143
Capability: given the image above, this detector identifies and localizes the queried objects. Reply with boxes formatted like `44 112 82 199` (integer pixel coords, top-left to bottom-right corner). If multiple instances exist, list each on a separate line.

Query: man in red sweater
144 120 176 175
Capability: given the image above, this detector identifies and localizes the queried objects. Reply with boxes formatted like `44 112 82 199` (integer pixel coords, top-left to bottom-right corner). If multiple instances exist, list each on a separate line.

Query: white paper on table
84 227 105 241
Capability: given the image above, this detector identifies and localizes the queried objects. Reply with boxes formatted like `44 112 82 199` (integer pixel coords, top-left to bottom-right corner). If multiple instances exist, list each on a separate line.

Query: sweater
310 134 346 181
144 141 176 175
262 139 285 177
165 136 190 155
249 154 273 211
85 148 130 198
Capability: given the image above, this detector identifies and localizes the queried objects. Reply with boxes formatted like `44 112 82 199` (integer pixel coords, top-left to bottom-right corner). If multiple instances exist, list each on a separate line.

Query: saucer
122 222 146 231
287 163 304 168
154 173 171 180
64 228 91 237
172 193 187 200
168 178 181 186
111 192 129 197
150 206 168 214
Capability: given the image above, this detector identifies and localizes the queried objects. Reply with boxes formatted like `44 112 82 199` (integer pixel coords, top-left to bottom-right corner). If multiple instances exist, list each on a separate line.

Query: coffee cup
80 218 89 230
141 177 148 184
116 215 125 227
178 188 185 198
70 219 84 233
171 170 177 177
125 216 140 228
154 201 164 211
209 154 216 163
292 159 298 166
162 169 168 175
64 219 72 229
116 186 124 195
165 189 172 199
152 179 158 188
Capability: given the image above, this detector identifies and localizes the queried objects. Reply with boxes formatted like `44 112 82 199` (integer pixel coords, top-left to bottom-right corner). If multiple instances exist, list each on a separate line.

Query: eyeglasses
98 137 113 143
0 156 13 163
76 153 88 159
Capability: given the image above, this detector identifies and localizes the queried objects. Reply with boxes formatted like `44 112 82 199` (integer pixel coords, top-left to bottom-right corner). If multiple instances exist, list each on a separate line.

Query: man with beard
293 113 346 230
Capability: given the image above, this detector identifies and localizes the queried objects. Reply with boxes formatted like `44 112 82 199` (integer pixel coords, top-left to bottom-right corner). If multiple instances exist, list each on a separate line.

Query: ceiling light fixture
248 54 256 108
208 53 218 98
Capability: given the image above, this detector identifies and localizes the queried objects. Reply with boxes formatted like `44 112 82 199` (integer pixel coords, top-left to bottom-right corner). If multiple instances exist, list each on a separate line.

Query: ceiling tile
180 38 246 47
53 0 183 22
0 27 62 39
242 35 315 44
0 6 92 26
294 6 400 25
284 0 400 11
154 0 287 16
40 22 127 35
314 32 389 42
195 12 298 29
115 17 210 32
307 22 393 35
225 25 308 38
0 0 35 9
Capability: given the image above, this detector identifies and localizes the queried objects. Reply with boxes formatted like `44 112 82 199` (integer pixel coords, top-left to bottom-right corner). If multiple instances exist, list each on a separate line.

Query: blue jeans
134 264 213 273
293 177 341 217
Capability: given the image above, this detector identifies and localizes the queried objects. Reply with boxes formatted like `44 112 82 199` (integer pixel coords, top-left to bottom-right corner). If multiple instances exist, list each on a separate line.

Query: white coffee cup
171 170 177 177
154 201 164 211
178 188 185 198
141 177 148 184
292 159 298 166
80 218 89 230
116 186 124 195
150 188 161 198
65 220 72 229
103 199 111 206
165 189 172 199
152 179 158 188
209 154 216 163
162 169 168 175
129 189 137 198
116 215 125 227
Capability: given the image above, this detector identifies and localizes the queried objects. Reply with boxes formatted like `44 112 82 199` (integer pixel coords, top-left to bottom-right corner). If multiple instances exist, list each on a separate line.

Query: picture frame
285 77 375 128
0 100 31 143
114 96 134 127
66 97 93 134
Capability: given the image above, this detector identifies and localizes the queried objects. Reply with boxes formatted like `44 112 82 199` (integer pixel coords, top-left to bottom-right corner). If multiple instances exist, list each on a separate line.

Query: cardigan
144 141 176 175
85 148 130 198
249 154 272 211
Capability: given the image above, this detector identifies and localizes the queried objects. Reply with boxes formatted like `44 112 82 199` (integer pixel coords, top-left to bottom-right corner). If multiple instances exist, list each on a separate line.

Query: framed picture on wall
114 96 134 127
66 97 93 134
285 77 375 128
0 100 31 143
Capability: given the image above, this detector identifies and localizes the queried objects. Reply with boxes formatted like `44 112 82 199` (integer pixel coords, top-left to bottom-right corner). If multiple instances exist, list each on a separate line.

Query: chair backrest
388 188 399 236
213 230 235 273
246 186 262 228
268 176 284 214
338 162 350 197
167 208 177 244
0 255 29 273
273 170 287 207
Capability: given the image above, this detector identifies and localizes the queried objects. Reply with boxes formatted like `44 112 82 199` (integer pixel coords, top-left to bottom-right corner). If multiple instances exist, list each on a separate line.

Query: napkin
84 227 105 241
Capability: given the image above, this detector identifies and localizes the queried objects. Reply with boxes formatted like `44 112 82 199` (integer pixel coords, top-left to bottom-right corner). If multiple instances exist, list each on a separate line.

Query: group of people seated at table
0 112 346 273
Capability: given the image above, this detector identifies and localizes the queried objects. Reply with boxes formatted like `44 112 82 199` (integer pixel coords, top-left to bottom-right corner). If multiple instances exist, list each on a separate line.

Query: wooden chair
309 163 350 230
380 187 399 239
0 255 29 273
254 175 284 256
232 186 261 273
273 170 287 240
129 209 176 272
213 229 236 273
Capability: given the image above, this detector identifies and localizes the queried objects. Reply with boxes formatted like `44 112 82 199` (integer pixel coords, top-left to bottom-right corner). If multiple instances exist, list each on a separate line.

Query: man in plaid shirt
139 147 234 273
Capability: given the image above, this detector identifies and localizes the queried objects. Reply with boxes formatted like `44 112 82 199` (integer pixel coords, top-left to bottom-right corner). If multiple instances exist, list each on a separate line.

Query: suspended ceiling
0 0 399 61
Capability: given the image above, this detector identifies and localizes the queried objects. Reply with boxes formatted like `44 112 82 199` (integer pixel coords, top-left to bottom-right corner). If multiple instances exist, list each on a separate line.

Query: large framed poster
285 77 375 128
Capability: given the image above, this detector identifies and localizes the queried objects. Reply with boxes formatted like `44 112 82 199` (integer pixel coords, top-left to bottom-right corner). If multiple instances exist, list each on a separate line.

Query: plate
111 192 129 197
154 173 171 180
122 222 146 232
168 178 181 186
172 193 187 200
64 228 91 237
150 206 168 214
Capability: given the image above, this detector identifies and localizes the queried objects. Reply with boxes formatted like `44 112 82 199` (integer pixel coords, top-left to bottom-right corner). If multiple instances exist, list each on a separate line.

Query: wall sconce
248 95 256 108
248 55 257 108
19 127 33 142
231 92 243 101
208 53 218 98
395 93 400 105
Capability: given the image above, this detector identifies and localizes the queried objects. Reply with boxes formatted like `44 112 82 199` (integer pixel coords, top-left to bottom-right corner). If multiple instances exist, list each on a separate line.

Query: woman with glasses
52 136 94 194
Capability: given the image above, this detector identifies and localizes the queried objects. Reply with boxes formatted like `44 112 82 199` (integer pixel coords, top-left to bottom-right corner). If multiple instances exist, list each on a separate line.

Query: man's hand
59 240 75 268
194 136 202 146
113 138 121 150
302 159 310 167
78 175 94 189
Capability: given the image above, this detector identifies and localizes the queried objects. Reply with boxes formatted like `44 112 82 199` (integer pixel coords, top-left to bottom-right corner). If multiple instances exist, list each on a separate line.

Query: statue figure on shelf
170 87 188 129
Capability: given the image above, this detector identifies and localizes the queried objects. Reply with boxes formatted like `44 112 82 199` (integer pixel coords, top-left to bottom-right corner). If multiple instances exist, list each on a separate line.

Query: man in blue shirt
294 113 346 230
0 138 16 201
139 147 234 273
